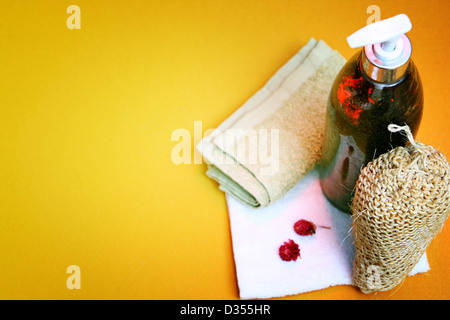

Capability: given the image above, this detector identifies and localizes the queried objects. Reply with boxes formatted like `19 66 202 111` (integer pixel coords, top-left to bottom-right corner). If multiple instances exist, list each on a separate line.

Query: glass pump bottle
319 14 424 212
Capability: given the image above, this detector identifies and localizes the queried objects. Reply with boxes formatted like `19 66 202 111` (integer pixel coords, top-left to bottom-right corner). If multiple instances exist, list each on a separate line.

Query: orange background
1 0 449 300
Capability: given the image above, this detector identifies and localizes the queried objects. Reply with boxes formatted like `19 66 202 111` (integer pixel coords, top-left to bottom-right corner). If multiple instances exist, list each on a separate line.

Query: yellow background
1 0 449 300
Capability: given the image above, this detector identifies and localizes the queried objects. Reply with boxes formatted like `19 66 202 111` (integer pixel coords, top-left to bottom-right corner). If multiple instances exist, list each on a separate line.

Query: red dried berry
279 239 301 261
294 219 316 236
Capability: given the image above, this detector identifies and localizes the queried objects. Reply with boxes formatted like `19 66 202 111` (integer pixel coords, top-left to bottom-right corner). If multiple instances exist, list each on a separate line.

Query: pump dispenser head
347 14 413 83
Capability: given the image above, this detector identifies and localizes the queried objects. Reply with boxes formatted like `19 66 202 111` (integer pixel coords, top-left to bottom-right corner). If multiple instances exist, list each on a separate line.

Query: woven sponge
351 125 450 293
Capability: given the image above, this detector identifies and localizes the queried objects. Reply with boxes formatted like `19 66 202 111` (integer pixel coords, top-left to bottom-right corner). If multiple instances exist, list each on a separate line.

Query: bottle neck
360 34 412 83
361 51 409 83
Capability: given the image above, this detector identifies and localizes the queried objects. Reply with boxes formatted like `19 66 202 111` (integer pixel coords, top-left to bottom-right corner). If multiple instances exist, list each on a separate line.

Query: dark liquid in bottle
319 52 423 213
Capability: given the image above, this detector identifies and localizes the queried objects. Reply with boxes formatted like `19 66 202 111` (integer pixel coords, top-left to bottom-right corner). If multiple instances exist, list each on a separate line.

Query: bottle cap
347 14 412 83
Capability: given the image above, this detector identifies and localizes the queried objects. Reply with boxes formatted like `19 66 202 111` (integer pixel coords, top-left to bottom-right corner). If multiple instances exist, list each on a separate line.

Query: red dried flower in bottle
294 219 316 236
279 239 301 261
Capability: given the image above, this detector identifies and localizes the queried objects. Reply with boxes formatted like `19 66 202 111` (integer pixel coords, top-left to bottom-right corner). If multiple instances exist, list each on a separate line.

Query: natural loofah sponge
351 124 450 293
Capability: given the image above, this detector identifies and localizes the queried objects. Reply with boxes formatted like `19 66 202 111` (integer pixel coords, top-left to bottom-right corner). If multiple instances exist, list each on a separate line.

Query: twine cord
388 124 428 168
387 124 416 146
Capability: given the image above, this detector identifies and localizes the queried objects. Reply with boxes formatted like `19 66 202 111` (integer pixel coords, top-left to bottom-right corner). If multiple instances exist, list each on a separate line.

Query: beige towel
197 38 346 208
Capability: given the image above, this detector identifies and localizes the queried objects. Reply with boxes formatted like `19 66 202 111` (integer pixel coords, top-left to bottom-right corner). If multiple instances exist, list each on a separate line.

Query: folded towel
197 38 346 207
227 168 430 299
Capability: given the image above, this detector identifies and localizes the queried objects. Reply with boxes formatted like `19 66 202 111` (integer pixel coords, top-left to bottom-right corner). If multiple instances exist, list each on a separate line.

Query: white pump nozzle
347 14 412 50
346 14 413 80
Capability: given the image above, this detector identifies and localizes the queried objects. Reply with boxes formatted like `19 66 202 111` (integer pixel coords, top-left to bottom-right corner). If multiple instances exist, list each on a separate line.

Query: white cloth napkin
227 168 430 299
